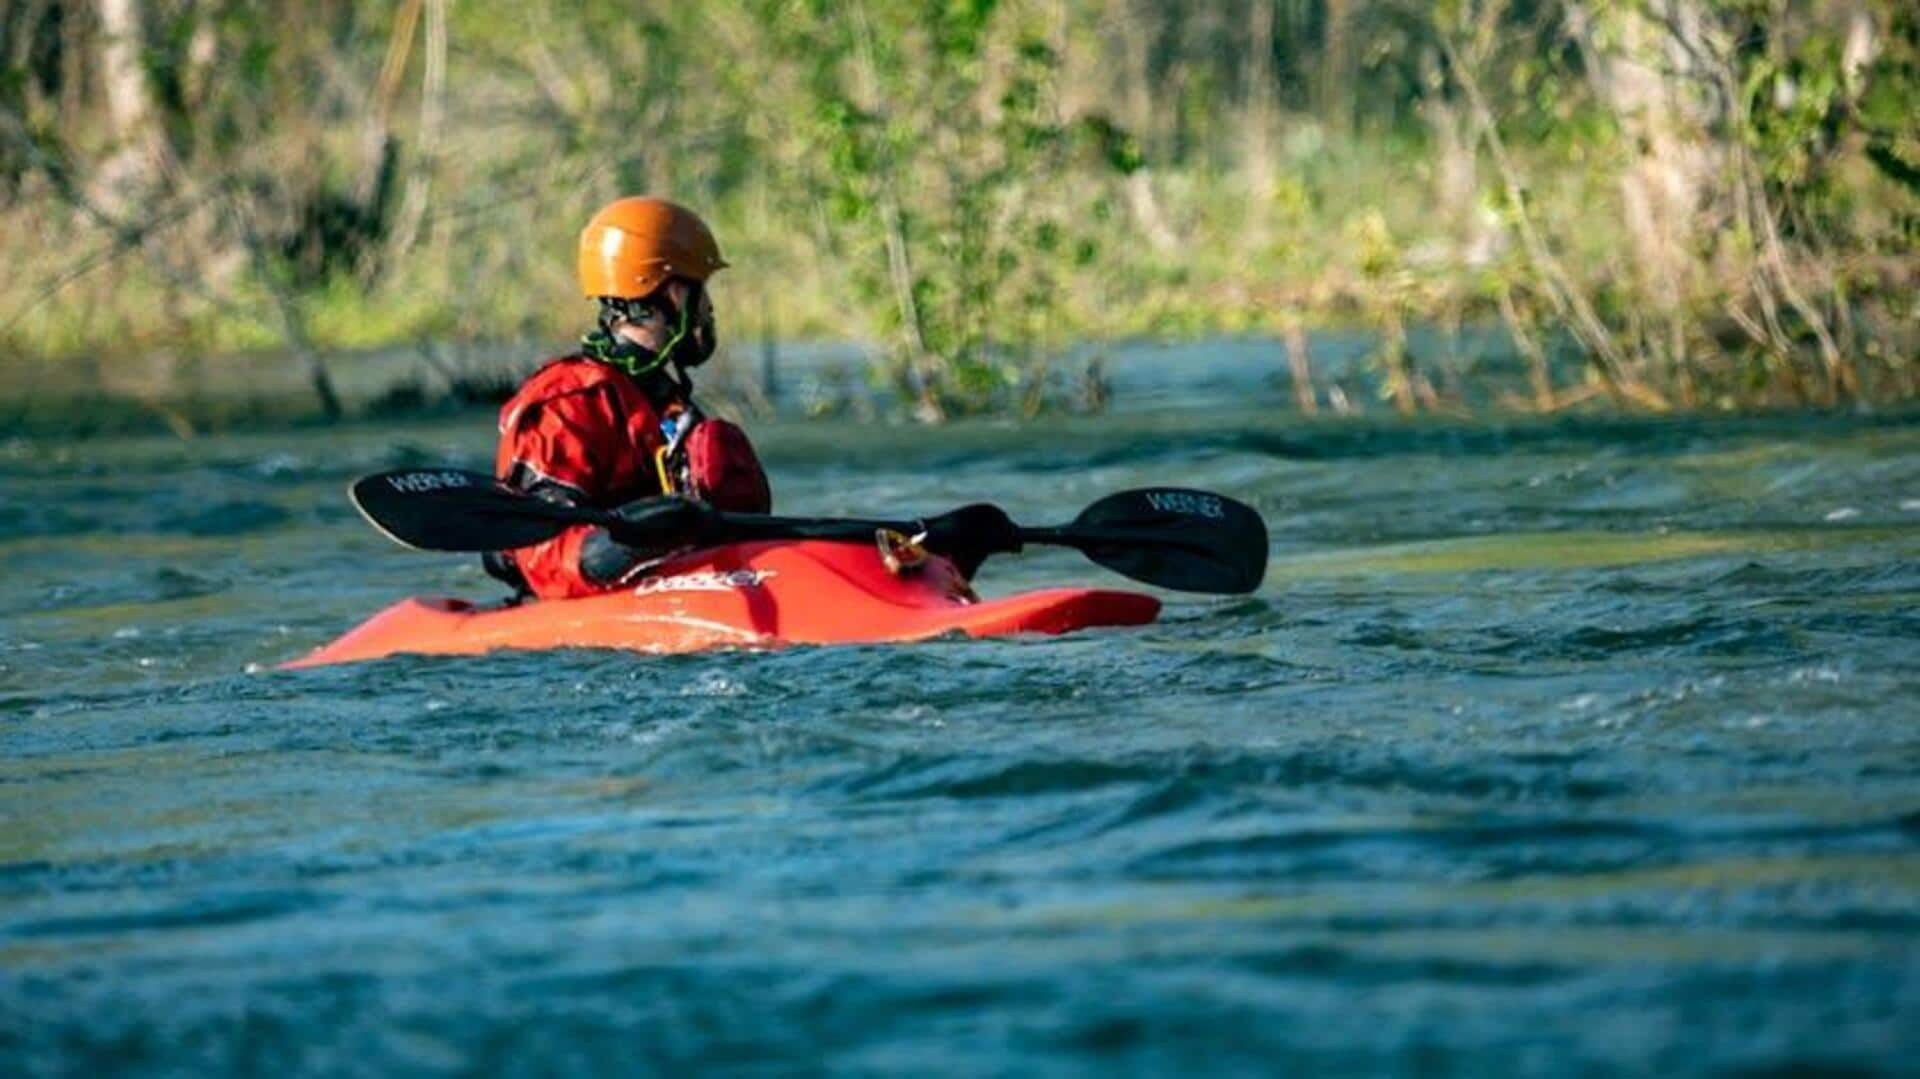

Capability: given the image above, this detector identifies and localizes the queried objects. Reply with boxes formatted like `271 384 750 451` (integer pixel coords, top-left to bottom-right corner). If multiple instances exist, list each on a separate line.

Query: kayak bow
282 539 1160 668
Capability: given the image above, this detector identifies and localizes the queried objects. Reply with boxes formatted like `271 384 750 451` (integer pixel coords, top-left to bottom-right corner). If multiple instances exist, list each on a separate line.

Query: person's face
612 279 714 351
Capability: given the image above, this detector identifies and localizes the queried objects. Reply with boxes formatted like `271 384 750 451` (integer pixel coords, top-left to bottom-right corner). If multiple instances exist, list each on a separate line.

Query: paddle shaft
710 517 1165 548
350 469 1268 593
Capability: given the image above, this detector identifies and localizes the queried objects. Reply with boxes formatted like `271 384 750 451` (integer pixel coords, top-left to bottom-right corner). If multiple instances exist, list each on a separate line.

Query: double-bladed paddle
348 468 1268 594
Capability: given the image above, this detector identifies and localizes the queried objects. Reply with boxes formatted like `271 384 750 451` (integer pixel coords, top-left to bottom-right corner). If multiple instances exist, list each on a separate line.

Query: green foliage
1857 7 1920 195
744 0 1115 414
1071 115 1145 175
1 0 1914 419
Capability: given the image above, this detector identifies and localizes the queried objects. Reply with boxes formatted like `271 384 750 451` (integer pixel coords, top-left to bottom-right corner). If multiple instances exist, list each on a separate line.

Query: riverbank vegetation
2 1 1915 421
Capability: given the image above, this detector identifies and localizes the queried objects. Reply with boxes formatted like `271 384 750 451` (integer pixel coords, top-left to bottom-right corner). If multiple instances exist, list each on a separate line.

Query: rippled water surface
3 404 1917 1074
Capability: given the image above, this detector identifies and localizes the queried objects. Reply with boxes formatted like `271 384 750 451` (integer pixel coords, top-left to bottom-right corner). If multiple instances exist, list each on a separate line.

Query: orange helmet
576 196 727 299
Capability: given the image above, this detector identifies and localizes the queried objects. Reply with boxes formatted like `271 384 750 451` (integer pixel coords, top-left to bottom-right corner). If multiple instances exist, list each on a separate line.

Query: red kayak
283 539 1160 668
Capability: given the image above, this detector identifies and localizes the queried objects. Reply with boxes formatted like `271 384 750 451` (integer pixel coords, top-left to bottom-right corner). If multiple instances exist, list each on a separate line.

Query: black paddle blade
349 469 605 552
1060 487 1269 594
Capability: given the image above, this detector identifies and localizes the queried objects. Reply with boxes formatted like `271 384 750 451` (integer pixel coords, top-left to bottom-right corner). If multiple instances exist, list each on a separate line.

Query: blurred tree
0 0 1912 418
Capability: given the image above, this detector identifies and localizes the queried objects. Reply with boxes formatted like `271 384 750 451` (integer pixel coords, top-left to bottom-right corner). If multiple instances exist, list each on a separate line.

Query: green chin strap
580 328 670 378
583 292 697 378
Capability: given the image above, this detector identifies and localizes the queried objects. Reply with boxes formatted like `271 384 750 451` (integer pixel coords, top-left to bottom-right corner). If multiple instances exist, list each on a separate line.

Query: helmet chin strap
653 281 715 370
580 324 667 379
587 283 713 381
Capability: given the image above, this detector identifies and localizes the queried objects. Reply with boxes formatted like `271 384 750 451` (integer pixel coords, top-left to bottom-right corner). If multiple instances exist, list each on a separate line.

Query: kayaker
485 196 773 599
485 195 1024 599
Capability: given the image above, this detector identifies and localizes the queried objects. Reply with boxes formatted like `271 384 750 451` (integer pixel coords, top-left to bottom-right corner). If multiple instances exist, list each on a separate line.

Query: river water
2 402 1916 1074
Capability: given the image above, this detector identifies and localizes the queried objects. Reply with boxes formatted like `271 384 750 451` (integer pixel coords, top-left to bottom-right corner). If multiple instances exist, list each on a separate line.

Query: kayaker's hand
605 495 718 550
920 503 1022 578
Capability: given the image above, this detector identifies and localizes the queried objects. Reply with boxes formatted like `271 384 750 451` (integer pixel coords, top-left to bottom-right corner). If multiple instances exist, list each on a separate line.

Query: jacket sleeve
498 389 617 599
685 417 772 514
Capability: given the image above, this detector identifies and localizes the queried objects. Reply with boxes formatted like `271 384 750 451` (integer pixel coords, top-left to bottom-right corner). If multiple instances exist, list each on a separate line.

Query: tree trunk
361 0 422 205
1572 1 1716 316
93 0 176 211
1244 0 1277 195
1113 2 1176 251
847 0 939 419
180 0 219 110
1284 320 1317 414
1320 0 1353 133
385 0 445 261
